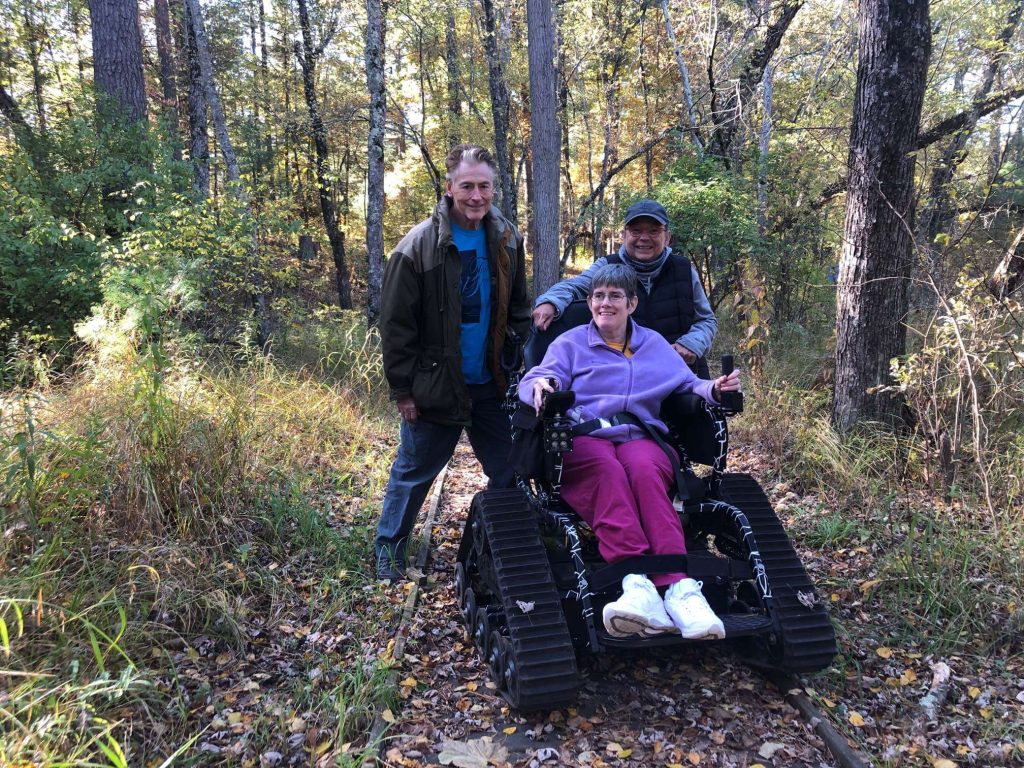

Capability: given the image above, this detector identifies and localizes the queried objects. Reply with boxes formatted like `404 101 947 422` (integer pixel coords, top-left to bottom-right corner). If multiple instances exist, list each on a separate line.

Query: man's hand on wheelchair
672 342 697 364
712 368 741 402
532 303 557 331
531 378 556 415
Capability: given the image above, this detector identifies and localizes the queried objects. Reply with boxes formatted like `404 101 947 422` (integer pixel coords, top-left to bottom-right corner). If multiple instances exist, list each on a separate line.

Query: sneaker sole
603 610 679 638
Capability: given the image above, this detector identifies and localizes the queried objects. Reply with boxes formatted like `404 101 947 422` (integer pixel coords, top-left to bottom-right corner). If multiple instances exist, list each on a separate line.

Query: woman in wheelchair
518 263 741 640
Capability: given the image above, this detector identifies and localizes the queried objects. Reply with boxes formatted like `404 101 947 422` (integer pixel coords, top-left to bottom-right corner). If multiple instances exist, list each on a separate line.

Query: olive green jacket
380 196 531 426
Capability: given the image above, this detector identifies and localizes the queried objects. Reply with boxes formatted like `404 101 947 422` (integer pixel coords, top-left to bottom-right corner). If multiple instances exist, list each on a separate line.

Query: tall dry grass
1 316 397 764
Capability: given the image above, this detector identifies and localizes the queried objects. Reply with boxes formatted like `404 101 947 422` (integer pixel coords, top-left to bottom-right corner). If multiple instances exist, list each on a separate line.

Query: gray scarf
618 245 672 294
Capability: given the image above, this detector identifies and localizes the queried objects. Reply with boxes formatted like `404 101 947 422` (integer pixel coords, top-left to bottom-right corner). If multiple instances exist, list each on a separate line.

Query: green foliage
647 160 763 276
0 157 103 355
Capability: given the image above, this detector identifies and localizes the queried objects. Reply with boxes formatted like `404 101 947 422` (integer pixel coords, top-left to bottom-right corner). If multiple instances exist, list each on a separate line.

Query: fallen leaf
900 669 918 685
758 742 785 759
400 677 418 687
438 736 509 767
227 712 242 725
515 600 535 613
860 579 881 596
503 726 516 735
849 712 865 727
380 708 395 723
687 751 701 765
929 759 957 768
876 646 893 659
968 686 981 699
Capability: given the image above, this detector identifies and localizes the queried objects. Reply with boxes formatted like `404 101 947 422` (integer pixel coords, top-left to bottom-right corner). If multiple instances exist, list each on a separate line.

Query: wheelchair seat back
524 300 592 370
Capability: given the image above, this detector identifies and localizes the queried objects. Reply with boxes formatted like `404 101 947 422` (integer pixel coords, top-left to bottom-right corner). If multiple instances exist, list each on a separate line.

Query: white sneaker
602 574 678 637
664 578 726 640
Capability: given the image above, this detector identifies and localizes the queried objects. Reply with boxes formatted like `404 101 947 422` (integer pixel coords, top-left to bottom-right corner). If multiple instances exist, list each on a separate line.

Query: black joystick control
719 355 743 413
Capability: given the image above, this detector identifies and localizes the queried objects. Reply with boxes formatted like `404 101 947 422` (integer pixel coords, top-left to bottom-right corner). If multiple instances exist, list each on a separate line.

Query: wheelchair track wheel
716 473 837 674
457 489 580 710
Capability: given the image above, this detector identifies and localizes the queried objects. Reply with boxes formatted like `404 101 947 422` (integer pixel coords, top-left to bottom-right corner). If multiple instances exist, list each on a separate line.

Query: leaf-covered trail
378 441 839 768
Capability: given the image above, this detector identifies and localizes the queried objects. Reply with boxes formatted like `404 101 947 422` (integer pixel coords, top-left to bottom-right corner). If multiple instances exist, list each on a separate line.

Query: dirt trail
378 441 838 768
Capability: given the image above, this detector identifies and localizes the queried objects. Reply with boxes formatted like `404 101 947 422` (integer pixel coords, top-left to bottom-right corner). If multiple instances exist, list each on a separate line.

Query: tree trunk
296 0 352 309
86 0 148 123
365 0 387 325
660 0 702 157
154 0 180 160
445 8 461 147
709 1 801 165
832 0 931 431
527 0 560 294
183 0 241 187
183 0 209 197
22 4 47 134
480 0 516 221
0 84 51 175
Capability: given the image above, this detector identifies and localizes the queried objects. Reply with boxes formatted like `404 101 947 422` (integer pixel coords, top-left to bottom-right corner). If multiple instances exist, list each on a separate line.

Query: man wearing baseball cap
532 199 716 376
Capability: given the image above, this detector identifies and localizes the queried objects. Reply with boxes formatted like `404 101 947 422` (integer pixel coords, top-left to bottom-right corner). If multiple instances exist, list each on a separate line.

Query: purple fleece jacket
519 320 718 443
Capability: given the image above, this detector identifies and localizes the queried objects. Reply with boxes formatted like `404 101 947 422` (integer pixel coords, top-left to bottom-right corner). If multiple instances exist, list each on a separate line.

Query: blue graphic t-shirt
451 222 492 384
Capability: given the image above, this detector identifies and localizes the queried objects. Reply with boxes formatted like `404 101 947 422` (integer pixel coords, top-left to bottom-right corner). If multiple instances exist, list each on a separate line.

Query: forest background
1 0 1022 764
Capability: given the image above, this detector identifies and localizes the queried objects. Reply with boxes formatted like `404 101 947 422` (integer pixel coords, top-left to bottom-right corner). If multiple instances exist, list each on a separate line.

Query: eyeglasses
590 291 629 304
624 226 666 238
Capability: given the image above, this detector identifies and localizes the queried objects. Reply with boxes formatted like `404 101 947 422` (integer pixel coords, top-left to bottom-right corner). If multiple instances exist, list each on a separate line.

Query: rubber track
472 489 580 710
716 473 838 673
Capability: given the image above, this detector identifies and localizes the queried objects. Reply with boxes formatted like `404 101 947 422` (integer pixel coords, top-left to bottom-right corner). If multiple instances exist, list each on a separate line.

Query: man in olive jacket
375 144 531 580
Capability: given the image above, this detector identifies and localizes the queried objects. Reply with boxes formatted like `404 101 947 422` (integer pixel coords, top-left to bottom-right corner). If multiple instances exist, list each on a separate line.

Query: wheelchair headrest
524 300 592 370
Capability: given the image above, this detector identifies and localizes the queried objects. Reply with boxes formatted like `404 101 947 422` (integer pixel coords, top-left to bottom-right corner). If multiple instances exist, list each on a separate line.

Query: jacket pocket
411 347 453 413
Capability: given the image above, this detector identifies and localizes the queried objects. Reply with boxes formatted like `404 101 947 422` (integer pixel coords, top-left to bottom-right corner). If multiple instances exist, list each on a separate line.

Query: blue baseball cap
624 199 669 226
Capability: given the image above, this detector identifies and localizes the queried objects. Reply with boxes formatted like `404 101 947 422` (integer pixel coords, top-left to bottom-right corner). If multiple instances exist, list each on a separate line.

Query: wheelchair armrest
660 392 705 420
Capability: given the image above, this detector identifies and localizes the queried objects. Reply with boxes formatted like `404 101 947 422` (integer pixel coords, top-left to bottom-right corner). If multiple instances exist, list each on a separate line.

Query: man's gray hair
589 263 638 301
444 144 498 181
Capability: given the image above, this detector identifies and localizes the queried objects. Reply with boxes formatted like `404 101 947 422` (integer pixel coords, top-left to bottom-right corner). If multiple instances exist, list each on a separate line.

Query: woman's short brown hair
588 263 638 302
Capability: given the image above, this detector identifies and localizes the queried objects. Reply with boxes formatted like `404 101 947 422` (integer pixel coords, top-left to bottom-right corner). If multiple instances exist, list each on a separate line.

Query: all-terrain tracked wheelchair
454 304 837 710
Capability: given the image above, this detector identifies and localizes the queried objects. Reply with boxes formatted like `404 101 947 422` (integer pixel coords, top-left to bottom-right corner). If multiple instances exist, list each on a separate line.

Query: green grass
802 510 868 549
876 512 1023 655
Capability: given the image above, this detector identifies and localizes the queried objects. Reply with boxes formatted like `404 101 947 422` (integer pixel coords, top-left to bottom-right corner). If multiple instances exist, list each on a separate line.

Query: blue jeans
375 383 514 565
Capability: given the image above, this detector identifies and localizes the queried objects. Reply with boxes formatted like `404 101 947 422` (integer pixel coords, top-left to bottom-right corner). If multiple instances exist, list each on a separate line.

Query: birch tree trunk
183 0 240 187
527 0 560 294
296 0 353 309
365 0 387 325
660 0 702 157
832 0 931 430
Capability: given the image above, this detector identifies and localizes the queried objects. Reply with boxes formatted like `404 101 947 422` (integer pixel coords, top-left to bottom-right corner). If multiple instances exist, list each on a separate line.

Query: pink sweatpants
560 436 687 587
